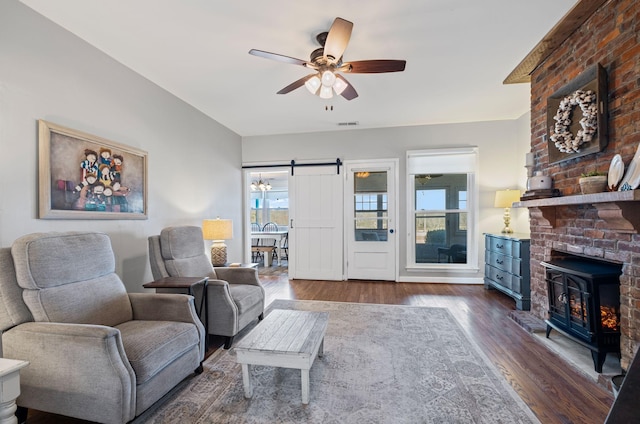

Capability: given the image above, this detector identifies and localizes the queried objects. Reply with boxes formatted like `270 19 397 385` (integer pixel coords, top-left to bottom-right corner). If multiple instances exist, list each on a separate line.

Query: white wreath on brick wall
549 89 598 153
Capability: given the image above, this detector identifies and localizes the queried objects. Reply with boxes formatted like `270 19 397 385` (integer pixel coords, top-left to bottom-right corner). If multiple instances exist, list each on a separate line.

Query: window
249 171 289 229
407 148 478 267
353 171 388 241
250 190 289 227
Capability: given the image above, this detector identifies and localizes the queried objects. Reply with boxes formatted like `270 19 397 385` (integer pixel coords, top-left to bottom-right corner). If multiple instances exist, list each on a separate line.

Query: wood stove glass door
566 274 590 340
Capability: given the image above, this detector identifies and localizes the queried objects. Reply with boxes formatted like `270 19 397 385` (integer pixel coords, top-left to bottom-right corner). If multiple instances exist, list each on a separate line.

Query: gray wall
0 1 243 292
243 115 531 281
1 0 532 287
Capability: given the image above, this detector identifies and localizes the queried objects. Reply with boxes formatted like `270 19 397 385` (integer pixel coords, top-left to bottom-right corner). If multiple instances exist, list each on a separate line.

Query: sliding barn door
288 165 343 280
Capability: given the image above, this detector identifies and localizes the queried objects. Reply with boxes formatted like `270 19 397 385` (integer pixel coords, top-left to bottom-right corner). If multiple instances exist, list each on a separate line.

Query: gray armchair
148 226 265 349
0 231 205 424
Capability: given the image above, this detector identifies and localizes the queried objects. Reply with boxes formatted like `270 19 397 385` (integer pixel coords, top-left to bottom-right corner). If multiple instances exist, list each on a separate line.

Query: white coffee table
234 309 329 404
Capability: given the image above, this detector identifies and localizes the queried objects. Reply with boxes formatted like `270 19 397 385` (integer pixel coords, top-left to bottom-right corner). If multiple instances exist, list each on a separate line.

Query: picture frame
38 120 148 219
546 63 608 164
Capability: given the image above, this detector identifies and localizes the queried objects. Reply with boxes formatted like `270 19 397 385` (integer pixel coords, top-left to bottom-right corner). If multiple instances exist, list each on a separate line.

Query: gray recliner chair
0 231 205 424
148 226 265 349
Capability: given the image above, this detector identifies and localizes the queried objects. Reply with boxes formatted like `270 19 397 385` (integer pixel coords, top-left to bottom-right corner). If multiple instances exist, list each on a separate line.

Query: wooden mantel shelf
514 190 640 232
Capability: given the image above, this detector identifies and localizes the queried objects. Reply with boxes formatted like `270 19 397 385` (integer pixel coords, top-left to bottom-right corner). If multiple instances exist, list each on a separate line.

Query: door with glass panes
345 160 397 281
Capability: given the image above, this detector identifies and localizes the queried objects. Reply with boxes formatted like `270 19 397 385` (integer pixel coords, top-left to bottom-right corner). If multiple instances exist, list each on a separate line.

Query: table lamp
202 218 233 266
494 189 521 234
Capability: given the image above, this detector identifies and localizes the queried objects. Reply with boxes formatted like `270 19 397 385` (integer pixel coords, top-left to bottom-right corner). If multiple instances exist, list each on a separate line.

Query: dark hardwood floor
25 264 613 423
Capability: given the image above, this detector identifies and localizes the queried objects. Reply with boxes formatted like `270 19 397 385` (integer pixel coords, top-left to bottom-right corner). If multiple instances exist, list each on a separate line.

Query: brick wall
528 0 640 369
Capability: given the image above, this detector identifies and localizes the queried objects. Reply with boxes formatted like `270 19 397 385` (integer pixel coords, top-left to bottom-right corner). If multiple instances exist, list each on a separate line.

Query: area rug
136 300 540 423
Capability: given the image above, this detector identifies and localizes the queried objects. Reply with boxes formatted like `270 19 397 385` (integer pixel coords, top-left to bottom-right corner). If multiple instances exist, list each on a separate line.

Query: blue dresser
484 233 531 310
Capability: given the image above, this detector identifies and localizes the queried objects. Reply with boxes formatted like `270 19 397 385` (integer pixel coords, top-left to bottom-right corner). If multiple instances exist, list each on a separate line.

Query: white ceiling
20 0 577 137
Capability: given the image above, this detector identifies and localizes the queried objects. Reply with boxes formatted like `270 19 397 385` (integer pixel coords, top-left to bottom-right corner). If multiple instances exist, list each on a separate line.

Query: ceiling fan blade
277 75 314 95
336 75 358 100
341 60 407 73
249 49 311 67
323 18 353 63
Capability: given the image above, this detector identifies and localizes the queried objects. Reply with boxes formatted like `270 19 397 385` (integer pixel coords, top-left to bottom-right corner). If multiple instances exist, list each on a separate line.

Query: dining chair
251 223 262 262
282 232 289 260
262 222 278 232
261 222 279 261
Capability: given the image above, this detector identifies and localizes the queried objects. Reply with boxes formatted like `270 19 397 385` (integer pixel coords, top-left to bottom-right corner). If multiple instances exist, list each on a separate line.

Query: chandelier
415 174 442 183
250 174 272 191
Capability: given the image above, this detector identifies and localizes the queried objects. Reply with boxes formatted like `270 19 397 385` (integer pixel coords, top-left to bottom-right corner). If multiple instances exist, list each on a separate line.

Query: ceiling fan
249 17 406 101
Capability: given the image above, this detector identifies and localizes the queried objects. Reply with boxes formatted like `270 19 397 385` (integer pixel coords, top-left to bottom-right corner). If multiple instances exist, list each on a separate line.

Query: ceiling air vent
337 121 359 127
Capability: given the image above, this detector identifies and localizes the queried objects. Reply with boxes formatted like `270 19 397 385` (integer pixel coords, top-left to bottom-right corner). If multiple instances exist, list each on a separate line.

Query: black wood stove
542 257 622 373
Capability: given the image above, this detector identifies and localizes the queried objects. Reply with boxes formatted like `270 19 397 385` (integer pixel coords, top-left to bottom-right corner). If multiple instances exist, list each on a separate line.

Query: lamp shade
494 189 521 208
305 75 321 94
202 218 233 241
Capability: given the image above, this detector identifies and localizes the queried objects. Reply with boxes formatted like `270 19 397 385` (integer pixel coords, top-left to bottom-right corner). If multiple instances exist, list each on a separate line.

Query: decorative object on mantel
494 189 521 233
528 171 552 190
520 189 561 201
522 171 560 200
525 151 534 178
546 63 608 164
579 171 608 195
618 143 640 191
608 154 624 191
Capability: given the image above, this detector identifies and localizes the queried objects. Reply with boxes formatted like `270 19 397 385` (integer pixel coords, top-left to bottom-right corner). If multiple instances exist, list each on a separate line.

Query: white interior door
345 160 397 281
289 165 343 280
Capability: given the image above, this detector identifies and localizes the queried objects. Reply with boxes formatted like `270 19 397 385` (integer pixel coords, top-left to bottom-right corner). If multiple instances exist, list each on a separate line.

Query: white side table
0 358 29 424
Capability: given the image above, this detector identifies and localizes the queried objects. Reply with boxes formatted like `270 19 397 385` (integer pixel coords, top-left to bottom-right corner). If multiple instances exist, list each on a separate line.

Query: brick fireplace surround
524 0 640 371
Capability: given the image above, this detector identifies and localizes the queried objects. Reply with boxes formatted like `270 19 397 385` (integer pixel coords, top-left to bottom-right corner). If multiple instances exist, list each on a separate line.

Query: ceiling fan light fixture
319 85 333 99
333 77 347 95
321 70 337 87
305 75 321 94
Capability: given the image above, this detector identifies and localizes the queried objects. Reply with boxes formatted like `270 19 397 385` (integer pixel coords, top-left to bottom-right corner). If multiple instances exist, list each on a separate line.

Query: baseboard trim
398 276 483 284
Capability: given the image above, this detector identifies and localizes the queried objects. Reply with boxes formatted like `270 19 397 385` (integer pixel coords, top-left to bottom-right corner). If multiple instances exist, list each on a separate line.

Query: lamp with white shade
494 189 521 234
202 218 233 266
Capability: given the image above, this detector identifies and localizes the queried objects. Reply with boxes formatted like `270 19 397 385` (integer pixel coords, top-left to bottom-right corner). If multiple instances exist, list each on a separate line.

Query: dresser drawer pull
496 243 504 249
496 274 504 281
496 259 503 265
